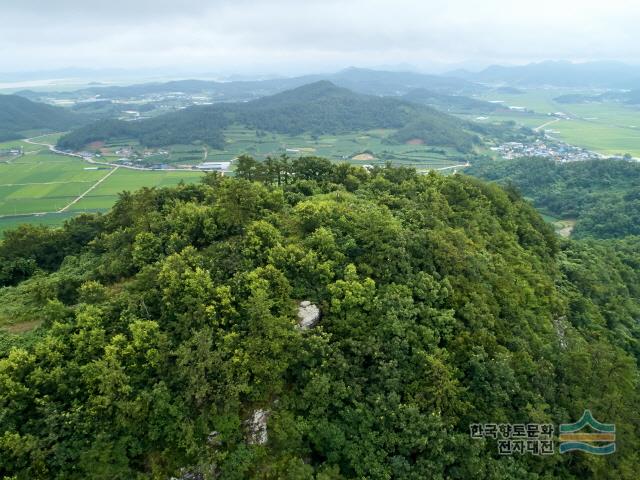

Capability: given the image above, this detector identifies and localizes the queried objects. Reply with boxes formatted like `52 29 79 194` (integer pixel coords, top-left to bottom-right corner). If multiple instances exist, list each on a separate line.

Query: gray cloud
1 0 639 75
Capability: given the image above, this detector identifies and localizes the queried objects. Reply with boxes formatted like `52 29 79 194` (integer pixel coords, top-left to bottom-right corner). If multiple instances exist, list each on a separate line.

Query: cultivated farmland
475 87 640 157
0 139 203 234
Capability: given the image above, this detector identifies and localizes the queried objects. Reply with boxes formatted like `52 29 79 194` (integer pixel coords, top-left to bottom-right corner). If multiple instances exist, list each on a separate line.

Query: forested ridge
0 95 87 142
1 160 639 479
467 156 640 239
56 82 481 151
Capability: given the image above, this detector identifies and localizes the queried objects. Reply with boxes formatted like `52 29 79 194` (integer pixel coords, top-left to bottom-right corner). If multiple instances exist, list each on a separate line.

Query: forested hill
1 161 639 479
230 80 425 133
56 81 480 151
467 156 640 239
0 94 87 141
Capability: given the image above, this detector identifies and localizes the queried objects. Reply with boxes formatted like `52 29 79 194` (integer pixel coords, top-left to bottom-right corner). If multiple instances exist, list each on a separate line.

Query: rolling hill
57 81 481 152
0 94 87 141
19 68 483 104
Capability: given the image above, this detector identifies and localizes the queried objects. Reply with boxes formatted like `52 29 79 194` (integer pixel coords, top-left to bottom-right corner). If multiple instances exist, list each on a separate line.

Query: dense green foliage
1 161 639 479
467 156 640 239
57 82 480 152
0 94 86 141
0 215 104 287
231 81 413 134
57 110 228 150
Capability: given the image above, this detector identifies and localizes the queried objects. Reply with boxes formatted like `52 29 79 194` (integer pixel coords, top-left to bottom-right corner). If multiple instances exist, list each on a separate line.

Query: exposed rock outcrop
245 409 270 445
297 300 320 330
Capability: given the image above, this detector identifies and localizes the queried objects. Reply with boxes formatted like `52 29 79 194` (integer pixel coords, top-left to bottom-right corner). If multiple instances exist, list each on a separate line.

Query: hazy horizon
2 0 640 78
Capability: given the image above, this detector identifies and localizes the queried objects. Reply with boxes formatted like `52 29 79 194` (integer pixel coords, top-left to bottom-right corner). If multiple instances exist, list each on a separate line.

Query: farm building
196 162 231 172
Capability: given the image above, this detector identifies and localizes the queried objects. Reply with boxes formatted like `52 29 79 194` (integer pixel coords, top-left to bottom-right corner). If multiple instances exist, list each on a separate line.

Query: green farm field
475 88 640 157
97 126 473 171
205 126 471 171
0 140 203 234
1 126 472 235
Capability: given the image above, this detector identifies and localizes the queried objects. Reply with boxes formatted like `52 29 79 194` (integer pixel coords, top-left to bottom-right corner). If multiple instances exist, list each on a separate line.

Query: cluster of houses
492 140 602 163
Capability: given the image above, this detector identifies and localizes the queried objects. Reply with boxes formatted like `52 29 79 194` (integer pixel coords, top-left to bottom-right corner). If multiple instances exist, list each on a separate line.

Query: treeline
1 160 639 478
467 156 640 238
57 81 483 152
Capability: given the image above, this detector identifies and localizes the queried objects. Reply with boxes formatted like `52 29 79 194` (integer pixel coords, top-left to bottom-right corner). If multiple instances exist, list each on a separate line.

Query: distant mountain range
0 94 88 142
448 61 640 88
56 81 484 153
17 68 483 104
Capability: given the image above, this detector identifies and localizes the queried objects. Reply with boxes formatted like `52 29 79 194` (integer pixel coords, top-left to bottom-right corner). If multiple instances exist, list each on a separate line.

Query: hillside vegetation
467 157 640 238
56 82 481 152
0 95 86 141
1 161 639 479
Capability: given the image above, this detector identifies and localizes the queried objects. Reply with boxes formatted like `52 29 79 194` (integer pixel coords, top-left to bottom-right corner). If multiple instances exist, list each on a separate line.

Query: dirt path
534 118 561 132
555 219 576 238
58 166 120 213
24 134 199 172
436 162 471 171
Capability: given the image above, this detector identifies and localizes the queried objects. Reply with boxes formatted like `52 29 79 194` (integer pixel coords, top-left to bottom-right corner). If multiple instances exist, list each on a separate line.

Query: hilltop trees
0 163 639 479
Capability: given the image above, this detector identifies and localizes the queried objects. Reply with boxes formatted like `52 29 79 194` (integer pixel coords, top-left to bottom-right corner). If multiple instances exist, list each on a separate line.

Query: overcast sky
1 0 639 76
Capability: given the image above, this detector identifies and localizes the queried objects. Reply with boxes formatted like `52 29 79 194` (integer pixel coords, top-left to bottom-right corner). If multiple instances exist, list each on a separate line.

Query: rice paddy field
474 88 640 157
207 126 470 169
0 139 203 234
95 126 472 170
0 127 472 235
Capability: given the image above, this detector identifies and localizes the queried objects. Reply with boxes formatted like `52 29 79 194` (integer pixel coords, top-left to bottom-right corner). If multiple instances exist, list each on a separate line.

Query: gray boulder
245 409 270 445
297 301 320 330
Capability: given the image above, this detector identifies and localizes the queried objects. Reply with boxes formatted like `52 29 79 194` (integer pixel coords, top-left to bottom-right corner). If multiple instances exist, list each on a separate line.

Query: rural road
534 118 561 132
58 166 120 213
436 162 471 171
24 134 201 172
0 135 204 221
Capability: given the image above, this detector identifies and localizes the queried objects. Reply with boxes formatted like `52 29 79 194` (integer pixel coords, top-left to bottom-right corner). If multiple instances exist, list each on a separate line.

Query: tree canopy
467 156 640 239
1 160 639 479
